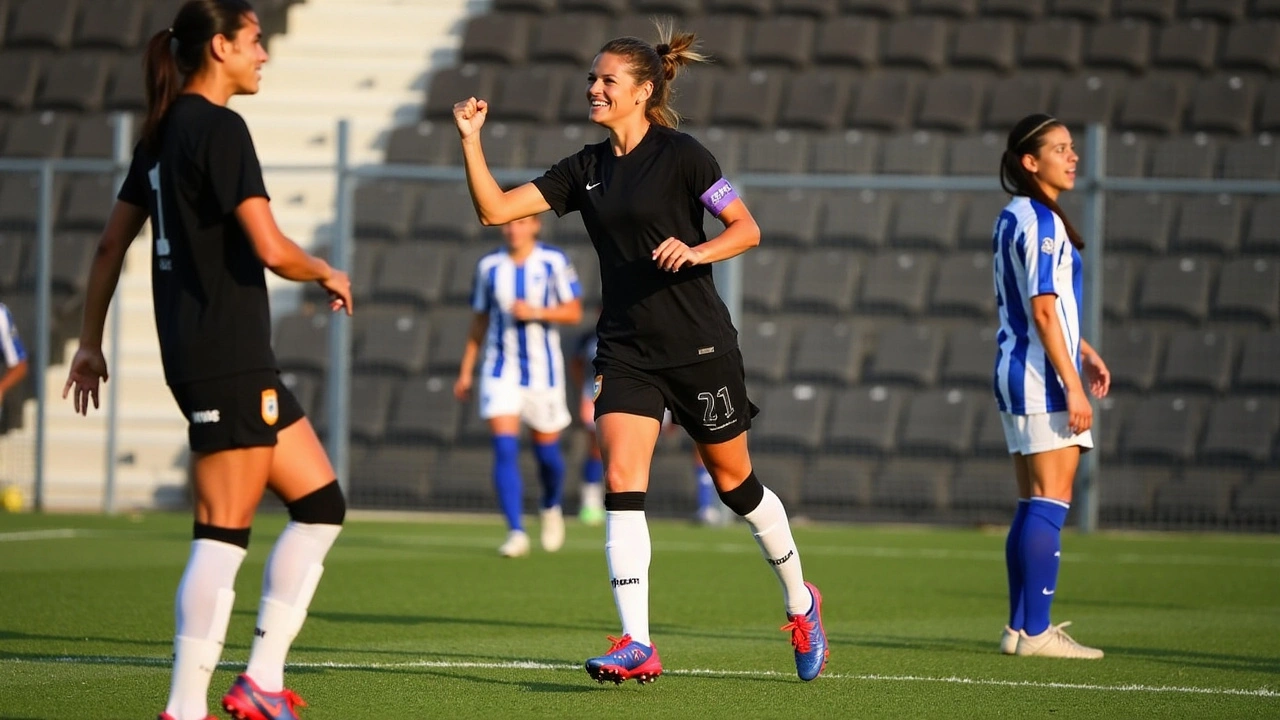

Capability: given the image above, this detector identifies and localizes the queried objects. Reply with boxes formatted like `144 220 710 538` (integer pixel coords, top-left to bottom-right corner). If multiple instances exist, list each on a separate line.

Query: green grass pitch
0 511 1277 719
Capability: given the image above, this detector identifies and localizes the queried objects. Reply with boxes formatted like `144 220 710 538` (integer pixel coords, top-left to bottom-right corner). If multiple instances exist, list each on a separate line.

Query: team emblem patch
593 375 603 401
1040 236 1054 254
261 389 279 426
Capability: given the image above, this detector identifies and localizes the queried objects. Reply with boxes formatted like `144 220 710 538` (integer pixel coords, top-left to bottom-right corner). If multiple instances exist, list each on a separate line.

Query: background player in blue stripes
993 114 1112 659
0 300 29 425
452 24 827 684
454 214 583 558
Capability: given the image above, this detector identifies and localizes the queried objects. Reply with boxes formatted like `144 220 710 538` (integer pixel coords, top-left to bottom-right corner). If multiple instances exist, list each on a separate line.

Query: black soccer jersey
118 94 275 385
532 124 738 369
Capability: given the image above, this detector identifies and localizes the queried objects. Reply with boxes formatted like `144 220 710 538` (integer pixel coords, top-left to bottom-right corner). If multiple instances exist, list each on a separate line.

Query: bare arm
236 197 331 281
512 297 583 325
454 97 552 226
0 360 27 395
652 198 760 272
1079 337 1111 399
1030 294 1092 433
453 312 490 401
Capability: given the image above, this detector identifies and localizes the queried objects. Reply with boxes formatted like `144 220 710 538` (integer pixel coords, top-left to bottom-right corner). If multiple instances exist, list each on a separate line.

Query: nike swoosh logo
586 182 601 190
1042 588 1055 595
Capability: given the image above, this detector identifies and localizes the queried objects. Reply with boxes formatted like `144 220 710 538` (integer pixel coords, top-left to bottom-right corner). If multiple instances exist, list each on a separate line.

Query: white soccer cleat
498 530 531 558
541 506 565 552
1015 622 1104 659
1000 625 1019 655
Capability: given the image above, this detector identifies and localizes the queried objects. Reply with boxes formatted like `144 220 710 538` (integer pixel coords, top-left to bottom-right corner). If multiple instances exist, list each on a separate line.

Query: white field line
3 528 1279 568
2 655 1277 698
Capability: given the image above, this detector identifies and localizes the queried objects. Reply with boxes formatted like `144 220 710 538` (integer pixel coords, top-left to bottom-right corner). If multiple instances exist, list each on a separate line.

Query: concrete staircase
0 0 480 511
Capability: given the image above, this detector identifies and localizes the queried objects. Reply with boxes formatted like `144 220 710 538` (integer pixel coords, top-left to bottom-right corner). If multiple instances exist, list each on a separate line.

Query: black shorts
593 349 759 445
169 370 305 454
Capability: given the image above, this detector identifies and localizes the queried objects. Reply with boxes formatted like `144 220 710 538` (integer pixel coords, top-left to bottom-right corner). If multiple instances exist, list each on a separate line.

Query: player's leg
221 381 344 719
692 448 717 524
163 375 272 720
584 363 665 684
1002 452 1032 653
579 391 605 525
1013 412 1101 659
525 387 573 551
488 414 529 557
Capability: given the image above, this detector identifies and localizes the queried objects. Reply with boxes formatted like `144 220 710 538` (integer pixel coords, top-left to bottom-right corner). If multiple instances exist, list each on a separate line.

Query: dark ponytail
141 0 255 151
599 19 707 129
1000 113 1084 250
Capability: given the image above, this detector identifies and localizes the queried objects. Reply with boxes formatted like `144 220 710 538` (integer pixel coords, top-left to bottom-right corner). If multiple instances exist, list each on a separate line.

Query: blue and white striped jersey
0 302 28 369
471 244 582 390
991 196 1084 415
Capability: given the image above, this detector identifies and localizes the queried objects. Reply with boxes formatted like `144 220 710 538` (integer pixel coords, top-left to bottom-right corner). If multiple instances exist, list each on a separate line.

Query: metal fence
3 117 1277 531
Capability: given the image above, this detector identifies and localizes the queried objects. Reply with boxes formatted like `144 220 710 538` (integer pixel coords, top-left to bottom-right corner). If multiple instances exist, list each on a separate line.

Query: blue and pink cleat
585 634 663 685
221 674 308 720
781 582 829 681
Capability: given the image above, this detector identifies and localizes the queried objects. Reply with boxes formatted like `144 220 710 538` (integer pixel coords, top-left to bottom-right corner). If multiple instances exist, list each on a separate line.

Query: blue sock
1006 499 1030 630
492 435 523 531
583 456 603 486
533 441 565 510
695 465 714 511
1019 497 1070 636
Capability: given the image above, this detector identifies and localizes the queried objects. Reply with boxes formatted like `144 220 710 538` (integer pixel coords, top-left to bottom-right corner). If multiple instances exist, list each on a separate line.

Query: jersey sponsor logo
611 577 640 588
593 375 602 401
261 389 279 426
1040 236 1054 255
190 409 221 424
586 181 602 191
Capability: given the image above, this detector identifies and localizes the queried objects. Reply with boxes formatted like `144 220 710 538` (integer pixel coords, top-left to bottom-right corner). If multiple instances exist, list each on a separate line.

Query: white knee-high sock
244 522 342 692
743 487 810 616
165 539 246 720
605 510 651 646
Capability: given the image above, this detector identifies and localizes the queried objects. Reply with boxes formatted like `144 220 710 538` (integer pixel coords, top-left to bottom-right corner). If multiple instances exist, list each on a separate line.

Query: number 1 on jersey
147 163 171 259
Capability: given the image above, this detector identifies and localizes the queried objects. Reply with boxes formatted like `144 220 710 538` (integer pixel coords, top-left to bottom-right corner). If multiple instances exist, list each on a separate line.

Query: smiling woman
61 2 353 719
452 20 829 688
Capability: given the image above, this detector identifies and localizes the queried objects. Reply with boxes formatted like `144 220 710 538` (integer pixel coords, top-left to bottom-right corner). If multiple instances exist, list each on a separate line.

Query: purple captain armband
699 177 739 216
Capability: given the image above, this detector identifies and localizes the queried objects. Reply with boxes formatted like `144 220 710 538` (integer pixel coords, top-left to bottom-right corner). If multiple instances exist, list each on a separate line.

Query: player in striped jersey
0 301 30 424
454 214 583 557
993 114 1111 660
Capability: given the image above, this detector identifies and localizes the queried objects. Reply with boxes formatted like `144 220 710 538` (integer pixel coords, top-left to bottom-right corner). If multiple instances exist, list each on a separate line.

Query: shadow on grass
0 629 168 649
936 589 1194 612
1102 645 1280 674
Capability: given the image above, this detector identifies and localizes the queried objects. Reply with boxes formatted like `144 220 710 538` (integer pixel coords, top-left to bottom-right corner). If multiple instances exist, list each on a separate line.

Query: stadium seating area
0 0 301 431
1 0 1277 528
328 0 1280 527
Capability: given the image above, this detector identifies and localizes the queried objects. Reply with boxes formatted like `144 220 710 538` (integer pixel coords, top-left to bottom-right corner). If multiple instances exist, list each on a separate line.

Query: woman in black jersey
454 26 828 684
63 3 351 719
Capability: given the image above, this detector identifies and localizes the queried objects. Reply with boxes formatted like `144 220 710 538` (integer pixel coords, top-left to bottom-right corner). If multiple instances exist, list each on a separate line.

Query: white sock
244 522 342 692
165 539 246 720
605 510 651 646
743 487 811 616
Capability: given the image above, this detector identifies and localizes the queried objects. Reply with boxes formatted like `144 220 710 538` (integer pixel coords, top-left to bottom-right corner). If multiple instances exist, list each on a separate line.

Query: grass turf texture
0 512 1277 719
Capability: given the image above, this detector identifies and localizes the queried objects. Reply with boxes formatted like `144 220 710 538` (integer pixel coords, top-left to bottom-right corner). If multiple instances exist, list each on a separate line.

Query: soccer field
0 512 1277 720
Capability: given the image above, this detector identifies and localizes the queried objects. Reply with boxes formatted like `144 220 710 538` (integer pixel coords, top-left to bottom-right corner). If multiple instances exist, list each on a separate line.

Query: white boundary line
3 528 1279 568
3 655 1276 698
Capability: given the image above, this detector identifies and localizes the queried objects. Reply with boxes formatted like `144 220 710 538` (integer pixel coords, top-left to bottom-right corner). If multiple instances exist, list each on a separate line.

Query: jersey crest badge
1040 237 1054 255
261 389 279 426
593 375 603 401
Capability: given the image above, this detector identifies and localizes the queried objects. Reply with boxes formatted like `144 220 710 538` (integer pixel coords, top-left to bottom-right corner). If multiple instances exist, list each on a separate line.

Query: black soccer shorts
169 370 305 453
593 349 759 445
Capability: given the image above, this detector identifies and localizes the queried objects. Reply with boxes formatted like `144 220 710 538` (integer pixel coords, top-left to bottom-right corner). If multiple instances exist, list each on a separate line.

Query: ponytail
1000 113 1084 250
599 19 708 129
140 0 256 152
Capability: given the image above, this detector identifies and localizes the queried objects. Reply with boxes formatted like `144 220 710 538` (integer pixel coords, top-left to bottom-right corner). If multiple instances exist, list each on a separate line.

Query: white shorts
480 379 572 433
1000 411 1094 455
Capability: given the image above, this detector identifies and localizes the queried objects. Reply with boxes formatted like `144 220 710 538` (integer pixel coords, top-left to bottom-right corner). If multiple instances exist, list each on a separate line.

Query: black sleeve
679 135 725 203
116 142 151 208
207 111 269 215
530 150 584 218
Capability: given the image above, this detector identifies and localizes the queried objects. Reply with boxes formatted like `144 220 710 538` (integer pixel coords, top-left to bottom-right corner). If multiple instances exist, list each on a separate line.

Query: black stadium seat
75 0 146 50
790 318 863 386
826 385 907 454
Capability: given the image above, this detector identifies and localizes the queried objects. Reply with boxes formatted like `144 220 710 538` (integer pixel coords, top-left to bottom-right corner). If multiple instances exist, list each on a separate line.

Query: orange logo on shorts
261 389 279 426
593 375 603 401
